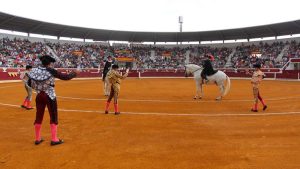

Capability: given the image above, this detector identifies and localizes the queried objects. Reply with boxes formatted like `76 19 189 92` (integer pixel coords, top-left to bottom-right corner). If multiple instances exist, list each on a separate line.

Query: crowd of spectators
0 38 48 67
231 41 286 68
132 46 188 69
281 40 300 66
189 46 232 68
1 36 299 70
47 42 113 68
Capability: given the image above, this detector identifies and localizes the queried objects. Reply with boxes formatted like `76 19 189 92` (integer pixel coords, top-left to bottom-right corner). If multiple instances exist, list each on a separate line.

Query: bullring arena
1 7 300 169
1 69 300 169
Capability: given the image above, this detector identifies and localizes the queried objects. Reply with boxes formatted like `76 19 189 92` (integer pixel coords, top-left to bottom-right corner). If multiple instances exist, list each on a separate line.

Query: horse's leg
194 80 200 99
199 83 203 99
216 82 224 100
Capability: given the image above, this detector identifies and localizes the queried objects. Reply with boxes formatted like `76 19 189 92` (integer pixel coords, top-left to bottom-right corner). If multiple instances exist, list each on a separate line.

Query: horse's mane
185 64 202 69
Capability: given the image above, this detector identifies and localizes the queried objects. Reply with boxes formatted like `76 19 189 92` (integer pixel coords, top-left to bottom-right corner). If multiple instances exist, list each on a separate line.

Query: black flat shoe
251 109 258 112
105 111 108 114
115 112 120 115
34 138 44 145
51 139 64 146
263 105 267 111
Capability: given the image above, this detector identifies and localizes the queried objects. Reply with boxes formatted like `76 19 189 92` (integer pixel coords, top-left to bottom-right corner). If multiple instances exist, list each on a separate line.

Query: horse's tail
223 75 231 96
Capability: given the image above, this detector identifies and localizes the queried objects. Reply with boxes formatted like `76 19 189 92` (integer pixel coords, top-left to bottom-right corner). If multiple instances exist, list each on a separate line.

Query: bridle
185 65 202 76
191 67 202 74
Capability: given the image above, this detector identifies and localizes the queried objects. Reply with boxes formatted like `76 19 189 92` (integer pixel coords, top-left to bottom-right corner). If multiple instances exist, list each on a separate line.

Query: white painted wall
0 33 109 46
1 32 300 49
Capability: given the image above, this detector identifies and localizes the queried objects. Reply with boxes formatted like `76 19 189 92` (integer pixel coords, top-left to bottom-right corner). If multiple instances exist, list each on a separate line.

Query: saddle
206 70 218 76
201 68 217 78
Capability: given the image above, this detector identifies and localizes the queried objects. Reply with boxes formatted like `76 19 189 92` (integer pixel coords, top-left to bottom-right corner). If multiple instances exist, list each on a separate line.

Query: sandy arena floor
0 78 300 169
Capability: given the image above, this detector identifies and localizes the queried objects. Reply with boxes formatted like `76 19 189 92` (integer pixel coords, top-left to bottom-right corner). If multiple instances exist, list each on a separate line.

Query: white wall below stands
130 37 300 49
1 32 300 49
0 33 109 46
286 63 294 70
286 63 300 70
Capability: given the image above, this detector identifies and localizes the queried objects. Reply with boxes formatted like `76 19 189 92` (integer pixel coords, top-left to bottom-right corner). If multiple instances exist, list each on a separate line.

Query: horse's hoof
215 97 222 101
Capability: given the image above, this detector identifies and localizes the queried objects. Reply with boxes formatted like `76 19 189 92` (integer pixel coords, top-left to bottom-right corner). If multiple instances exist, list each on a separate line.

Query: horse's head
184 64 201 77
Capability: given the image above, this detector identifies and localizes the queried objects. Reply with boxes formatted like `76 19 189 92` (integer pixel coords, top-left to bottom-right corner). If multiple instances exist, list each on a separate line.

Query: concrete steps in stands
225 48 236 68
185 50 190 64
276 44 290 62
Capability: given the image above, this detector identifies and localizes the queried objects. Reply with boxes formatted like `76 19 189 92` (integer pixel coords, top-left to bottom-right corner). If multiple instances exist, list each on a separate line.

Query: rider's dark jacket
201 59 217 79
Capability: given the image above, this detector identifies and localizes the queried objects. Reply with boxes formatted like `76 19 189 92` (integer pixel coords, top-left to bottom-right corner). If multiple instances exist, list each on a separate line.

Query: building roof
1 12 300 42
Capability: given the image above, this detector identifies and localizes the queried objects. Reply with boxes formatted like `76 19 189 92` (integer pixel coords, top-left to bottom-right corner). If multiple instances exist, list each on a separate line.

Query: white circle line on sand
55 95 300 103
0 84 21 89
2 82 300 103
1 102 300 117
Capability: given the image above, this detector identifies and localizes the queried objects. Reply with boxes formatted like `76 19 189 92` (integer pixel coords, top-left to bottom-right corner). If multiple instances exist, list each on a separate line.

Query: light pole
179 16 183 44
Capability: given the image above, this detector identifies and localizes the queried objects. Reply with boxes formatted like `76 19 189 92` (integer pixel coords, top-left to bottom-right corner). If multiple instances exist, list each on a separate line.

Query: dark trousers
201 72 207 80
34 91 58 125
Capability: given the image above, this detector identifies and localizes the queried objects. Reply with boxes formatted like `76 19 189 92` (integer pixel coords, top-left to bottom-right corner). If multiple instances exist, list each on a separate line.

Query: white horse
184 64 231 100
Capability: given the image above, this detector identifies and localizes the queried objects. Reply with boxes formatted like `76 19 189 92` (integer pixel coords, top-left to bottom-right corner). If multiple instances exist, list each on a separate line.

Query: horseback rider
201 55 217 84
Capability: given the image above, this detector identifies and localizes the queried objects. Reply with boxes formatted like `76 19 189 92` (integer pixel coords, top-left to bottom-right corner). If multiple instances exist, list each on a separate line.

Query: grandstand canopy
0 12 300 42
